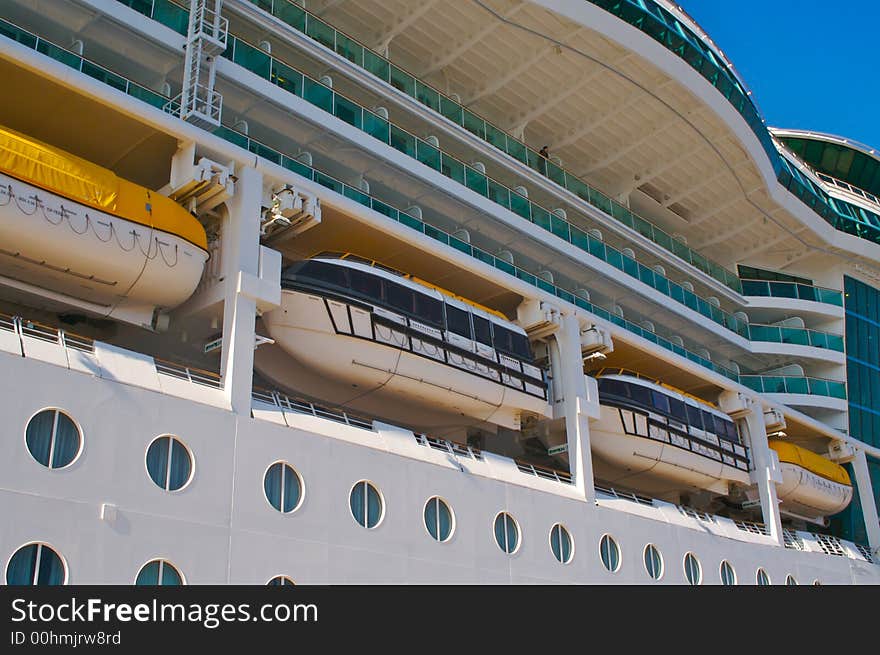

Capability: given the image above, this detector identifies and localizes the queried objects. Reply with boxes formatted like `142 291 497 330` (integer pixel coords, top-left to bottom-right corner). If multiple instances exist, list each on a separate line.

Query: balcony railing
740 279 843 307
2 16 850 397
740 375 847 400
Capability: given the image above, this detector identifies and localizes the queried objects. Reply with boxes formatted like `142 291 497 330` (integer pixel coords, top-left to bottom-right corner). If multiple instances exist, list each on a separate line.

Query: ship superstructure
0 0 878 584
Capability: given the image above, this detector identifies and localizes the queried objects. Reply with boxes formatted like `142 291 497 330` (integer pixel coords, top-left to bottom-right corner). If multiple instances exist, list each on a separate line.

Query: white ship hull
262 289 551 430
0 172 207 326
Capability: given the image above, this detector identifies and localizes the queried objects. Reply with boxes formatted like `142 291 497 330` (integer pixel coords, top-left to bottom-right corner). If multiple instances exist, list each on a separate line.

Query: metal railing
155 358 223 388
414 434 483 461
515 460 573 485
0 313 97 354
595 483 654 506
251 387 374 431
740 374 847 400
817 172 880 209
740 278 843 307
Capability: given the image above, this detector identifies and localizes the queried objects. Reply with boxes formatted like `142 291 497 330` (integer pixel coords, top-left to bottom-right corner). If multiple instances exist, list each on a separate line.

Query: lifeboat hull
590 405 750 495
261 290 551 430
0 172 207 327
776 463 853 518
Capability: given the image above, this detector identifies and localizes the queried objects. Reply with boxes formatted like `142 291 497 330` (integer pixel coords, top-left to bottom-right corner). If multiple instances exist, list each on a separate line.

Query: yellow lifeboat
0 125 208 328
769 439 853 519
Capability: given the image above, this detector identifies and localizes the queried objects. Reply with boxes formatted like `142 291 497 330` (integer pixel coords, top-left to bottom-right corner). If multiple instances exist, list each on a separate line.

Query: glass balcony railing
1 16 848 402
231 0 745 294
746 325 844 352
741 375 847 400
740 279 844 307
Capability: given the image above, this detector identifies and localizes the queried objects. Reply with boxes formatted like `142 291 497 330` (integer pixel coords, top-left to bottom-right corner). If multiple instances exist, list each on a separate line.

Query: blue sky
681 1 880 150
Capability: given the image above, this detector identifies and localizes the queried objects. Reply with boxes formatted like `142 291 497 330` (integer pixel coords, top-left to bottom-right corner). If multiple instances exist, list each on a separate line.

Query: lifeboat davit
769 439 853 519
261 255 551 430
0 126 208 328
590 372 751 495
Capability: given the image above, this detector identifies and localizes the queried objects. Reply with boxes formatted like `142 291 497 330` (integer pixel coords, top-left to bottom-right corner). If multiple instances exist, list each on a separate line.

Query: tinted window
629 383 651 408
415 294 443 326
668 398 687 422
511 332 532 359
446 305 472 338
651 390 670 414
492 325 530 358
702 410 719 435
386 283 415 314
472 316 492 346
598 378 629 398
305 261 347 288
720 419 738 442
348 269 382 302
686 404 704 429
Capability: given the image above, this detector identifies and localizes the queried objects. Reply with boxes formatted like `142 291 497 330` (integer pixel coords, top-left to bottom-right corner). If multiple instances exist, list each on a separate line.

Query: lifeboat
769 439 852 519
0 126 208 328
590 371 751 495
260 254 551 430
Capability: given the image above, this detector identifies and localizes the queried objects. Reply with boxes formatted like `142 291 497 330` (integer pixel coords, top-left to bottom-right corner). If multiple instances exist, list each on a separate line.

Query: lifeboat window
629 383 651 409
414 294 443 327
650 390 670 414
348 268 382 302
668 397 688 423
686 404 704 430
304 260 348 289
446 305 472 339
598 378 629 398
702 410 722 437
721 420 739 443
493 325 531 359
386 282 415 314
472 315 492 346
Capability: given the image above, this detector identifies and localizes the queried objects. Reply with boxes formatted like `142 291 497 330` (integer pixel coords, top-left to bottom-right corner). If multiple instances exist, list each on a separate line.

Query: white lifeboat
590 372 751 495
769 439 853 519
261 255 551 430
0 126 208 328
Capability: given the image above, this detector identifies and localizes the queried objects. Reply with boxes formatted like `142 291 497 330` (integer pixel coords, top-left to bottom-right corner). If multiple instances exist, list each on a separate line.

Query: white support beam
464 25 583 104
372 0 441 51
419 2 527 76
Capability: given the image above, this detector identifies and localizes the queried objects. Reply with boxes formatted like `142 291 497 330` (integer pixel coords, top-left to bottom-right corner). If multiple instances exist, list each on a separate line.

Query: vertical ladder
166 0 227 129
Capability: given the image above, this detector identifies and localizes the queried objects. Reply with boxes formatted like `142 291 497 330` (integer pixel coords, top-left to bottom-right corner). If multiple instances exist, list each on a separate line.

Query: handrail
740 374 847 400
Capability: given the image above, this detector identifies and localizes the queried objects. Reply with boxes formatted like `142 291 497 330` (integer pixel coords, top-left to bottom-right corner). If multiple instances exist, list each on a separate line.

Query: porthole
599 534 621 573
720 560 737 586
146 435 193 492
423 496 454 542
349 480 383 529
25 409 81 469
493 512 520 554
756 568 771 586
785 575 798 586
643 544 663 580
549 523 573 564
135 559 184 586
5 543 67 585
267 575 296 586
263 462 303 513
683 553 702 585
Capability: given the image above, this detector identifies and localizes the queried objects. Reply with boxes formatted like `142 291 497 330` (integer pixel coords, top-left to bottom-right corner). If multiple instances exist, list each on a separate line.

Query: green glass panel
37 40 81 69
389 65 415 97
605 248 623 271
272 1 306 31
305 15 335 49
249 141 281 165
510 193 531 220
302 77 333 112
0 20 37 47
363 49 390 81
465 167 488 196
550 214 570 241
314 171 343 193
440 155 465 185
485 123 507 151
128 83 166 109
214 125 249 149
487 179 510 208
271 60 302 96
389 126 416 157
281 156 314 179
450 237 471 255
632 214 654 239
532 207 552 232
416 140 441 171
592 190 613 216
81 61 127 92
333 95 363 129
622 255 639 279
344 186 371 206
507 140 528 165
153 0 189 35
587 235 606 260
462 110 485 139
439 95 463 124
233 39 271 78
547 162 566 187
414 81 440 112
363 112 390 142
371 199 398 220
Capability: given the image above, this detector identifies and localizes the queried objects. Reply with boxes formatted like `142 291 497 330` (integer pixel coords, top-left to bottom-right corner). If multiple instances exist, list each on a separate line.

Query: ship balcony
740 374 847 412
742 278 844 321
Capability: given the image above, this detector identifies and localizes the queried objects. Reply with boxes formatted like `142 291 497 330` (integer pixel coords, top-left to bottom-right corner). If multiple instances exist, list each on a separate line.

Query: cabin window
756 568 771 586
643 544 664 580
720 560 737 586
472 316 492 346
599 534 621 573
668 398 688 423
445 305 472 339
25 409 81 469
414 294 444 326
550 524 574 564
267 576 296 586
386 283 415 315
349 481 383 529
146 436 193 492
424 497 454 542
348 269 382 302
686 404 704 430
263 462 304 514
683 553 702 585
650 390 670 414
5 543 66 585
136 559 184 586
493 512 520 554
785 575 798 586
